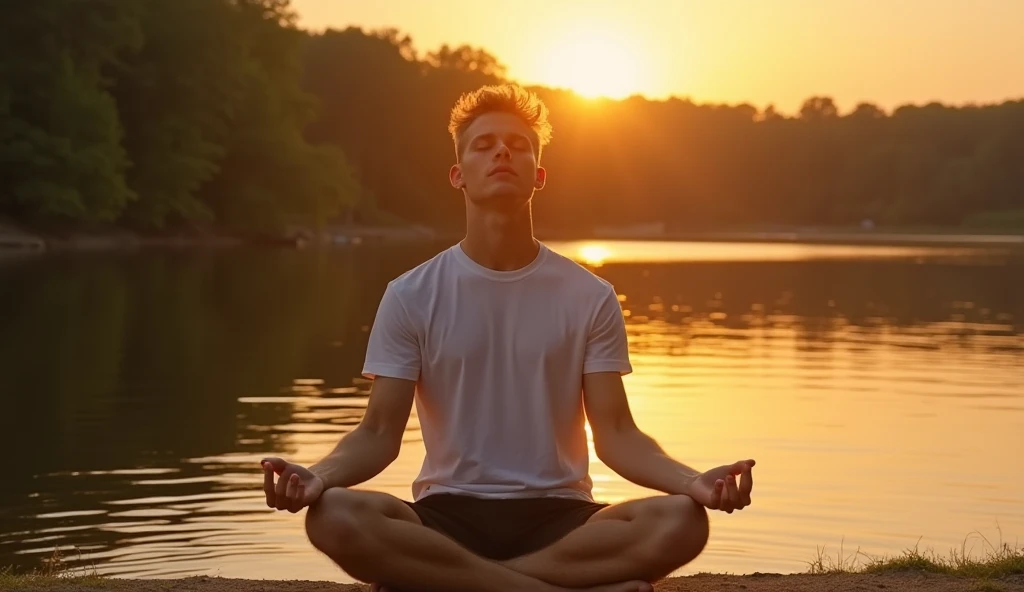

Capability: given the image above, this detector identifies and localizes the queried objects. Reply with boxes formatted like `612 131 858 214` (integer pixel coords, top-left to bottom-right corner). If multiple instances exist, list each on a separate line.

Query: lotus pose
261 84 755 592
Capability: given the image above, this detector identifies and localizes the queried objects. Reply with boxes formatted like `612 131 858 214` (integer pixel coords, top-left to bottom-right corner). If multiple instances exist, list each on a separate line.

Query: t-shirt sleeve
583 285 633 375
361 283 421 381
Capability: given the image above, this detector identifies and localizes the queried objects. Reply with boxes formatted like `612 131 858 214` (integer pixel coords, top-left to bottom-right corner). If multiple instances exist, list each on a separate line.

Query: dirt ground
10 573 1024 592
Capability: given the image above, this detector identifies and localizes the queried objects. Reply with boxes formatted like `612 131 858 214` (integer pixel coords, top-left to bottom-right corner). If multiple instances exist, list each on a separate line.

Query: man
261 84 755 592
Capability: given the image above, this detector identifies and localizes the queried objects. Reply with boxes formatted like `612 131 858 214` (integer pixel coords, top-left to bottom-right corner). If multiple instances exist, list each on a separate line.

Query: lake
1 239 1022 581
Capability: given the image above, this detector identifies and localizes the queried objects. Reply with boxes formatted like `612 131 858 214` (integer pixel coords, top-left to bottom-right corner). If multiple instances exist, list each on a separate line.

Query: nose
493 143 511 160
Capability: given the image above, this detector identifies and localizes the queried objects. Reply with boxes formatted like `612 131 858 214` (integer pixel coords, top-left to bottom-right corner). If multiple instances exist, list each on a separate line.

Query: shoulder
540 244 617 298
385 244 459 301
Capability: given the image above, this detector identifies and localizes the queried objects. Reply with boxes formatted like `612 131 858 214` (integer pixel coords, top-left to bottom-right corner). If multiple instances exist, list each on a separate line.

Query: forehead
462 112 534 142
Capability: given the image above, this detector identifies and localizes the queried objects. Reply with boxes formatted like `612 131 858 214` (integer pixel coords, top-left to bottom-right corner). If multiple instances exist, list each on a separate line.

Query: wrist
677 470 701 495
309 466 330 489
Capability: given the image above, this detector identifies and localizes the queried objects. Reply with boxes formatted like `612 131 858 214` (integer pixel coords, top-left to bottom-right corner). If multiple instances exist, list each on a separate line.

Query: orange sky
291 0 1024 115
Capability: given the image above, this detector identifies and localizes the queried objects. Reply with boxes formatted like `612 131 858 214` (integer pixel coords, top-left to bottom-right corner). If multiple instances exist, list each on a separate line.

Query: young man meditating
261 84 756 592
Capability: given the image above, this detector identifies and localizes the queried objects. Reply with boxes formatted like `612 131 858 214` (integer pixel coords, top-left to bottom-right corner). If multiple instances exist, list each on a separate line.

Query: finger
726 474 741 510
285 473 299 502
719 476 735 512
286 471 301 508
740 464 753 505
262 463 276 508
275 470 291 510
289 481 306 513
261 457 287 475
730 460 750 476
711 479 725 509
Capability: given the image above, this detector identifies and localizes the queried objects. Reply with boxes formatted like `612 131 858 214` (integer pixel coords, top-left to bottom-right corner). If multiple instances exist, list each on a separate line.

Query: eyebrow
469 132 531 145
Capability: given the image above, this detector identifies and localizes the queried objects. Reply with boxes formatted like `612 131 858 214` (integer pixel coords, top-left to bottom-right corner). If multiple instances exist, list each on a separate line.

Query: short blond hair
448 84 552 160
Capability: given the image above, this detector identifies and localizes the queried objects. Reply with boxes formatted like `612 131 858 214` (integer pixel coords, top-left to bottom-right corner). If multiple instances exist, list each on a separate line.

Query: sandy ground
10 574 1024 592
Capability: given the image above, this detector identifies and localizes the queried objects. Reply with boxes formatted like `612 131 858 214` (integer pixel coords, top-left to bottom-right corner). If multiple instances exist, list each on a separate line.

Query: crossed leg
304 487 652 592
502 494 710 586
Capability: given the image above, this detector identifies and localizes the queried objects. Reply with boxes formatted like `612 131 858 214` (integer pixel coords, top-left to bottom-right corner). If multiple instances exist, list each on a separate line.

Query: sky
291 0 1024 116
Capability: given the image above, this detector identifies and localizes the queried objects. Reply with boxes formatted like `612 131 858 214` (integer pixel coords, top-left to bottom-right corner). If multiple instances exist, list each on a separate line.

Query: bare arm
263 282 422 512
308 376 416 489
584 371 756 512
583 371 701 495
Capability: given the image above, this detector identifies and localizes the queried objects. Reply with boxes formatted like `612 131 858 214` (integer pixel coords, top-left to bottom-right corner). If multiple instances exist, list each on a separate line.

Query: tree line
2 0 1022 235
1 0 356 234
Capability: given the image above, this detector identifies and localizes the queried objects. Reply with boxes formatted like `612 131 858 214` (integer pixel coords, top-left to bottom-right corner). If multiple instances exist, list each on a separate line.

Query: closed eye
469 133 530 152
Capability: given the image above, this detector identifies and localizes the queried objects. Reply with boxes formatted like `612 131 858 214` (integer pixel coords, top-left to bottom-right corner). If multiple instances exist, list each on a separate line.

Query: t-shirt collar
453 240 548 282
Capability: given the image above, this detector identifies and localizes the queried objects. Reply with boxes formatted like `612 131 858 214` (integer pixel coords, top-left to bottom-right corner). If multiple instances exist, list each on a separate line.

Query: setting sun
539 27 646 99
576 243 612 266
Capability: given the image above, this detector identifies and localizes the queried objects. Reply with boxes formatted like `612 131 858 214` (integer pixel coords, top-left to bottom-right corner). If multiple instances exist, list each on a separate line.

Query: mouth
487 166 517 177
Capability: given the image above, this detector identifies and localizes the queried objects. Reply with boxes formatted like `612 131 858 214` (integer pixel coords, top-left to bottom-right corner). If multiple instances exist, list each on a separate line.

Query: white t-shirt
362 241 632 502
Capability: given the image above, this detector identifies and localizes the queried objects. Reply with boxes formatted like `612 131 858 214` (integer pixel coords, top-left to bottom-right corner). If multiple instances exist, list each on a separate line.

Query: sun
541 28 645 99
577 244 612 266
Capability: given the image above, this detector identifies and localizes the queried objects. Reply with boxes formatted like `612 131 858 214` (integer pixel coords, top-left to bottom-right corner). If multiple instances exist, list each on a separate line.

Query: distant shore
2 220 1023 253
0 222 443 252
4 573 1023 592
560 228 1024 248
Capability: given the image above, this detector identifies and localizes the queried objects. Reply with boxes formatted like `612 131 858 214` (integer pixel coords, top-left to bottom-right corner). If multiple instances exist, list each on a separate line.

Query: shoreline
5 573 1023 592
2 221 1023 253
550 229 1024 248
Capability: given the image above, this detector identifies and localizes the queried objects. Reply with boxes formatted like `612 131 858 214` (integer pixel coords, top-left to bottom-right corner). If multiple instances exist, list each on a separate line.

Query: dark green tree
0 0 141 222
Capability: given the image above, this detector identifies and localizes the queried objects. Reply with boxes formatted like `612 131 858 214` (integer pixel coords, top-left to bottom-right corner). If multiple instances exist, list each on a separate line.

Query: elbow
353 423 403 463
593 424 642 467
592 432 625 467
379 432 403 464
593 435 612 464
384 439 402 464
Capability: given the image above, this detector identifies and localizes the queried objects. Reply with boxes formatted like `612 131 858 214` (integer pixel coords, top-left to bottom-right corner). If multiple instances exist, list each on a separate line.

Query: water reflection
1 241 1022 580
549 239 1022 266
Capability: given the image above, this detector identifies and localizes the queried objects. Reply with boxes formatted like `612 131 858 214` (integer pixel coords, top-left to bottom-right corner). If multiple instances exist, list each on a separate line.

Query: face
450 112 547 209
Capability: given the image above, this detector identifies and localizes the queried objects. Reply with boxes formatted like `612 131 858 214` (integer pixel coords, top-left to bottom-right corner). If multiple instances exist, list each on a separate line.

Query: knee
649 495 710 567
304 487 375 558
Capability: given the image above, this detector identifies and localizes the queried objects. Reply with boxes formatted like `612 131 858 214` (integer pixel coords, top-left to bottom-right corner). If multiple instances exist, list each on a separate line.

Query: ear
449 164 465 190
534 166 547 190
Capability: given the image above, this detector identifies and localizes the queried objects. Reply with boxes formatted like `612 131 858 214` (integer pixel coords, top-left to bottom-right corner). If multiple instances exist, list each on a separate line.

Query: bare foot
584 581 653 592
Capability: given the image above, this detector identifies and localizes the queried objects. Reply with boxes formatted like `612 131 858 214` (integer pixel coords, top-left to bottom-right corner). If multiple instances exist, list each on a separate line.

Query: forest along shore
0 221 44 250
0 221 446 251
3 219 1024 253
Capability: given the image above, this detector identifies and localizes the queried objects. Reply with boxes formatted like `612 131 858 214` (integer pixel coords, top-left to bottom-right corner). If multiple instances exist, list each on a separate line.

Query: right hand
261 457 325 513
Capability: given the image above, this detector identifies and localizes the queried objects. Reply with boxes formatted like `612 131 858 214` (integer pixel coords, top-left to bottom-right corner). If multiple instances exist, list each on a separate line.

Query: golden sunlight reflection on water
193 316 1024 583
548 239 1017 266
239 279 1022 580
4 241 1022 582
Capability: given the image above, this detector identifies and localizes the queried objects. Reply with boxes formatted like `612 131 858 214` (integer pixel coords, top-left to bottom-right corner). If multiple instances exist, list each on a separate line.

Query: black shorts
403 493 607 560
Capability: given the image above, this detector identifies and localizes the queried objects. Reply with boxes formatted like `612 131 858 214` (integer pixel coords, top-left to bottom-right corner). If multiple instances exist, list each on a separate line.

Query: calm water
2 240 1023 581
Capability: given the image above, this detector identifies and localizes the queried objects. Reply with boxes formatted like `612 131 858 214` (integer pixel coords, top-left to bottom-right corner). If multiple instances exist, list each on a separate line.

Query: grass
807 531 1024 580
0 548 110 590
4 532 1023 589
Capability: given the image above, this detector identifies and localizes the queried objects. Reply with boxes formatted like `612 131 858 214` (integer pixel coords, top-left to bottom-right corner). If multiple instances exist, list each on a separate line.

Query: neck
461 203 538 271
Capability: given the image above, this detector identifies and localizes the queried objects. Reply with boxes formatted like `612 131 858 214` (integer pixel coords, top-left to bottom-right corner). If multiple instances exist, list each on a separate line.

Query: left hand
686 459 755 513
